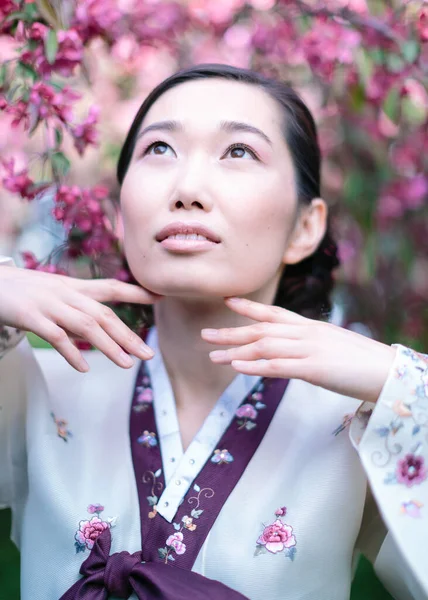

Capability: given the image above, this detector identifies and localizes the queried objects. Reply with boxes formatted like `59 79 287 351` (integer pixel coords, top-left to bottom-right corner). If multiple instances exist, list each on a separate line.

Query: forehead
139 78 283 139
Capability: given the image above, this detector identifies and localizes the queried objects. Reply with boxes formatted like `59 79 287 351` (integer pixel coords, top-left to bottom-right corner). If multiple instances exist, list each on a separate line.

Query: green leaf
0 63 7 88
401 40 419 63
383 87 400 123
355 48 373 87
16 61 38 81
51 152 70 177
146 495 157 507
349 84 365 113
386 53 405 73
45 29 58 65
402 96 427 126
54 127 63 148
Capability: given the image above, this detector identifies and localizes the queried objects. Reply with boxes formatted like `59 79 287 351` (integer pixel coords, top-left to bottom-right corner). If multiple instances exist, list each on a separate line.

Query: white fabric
0 257 427 599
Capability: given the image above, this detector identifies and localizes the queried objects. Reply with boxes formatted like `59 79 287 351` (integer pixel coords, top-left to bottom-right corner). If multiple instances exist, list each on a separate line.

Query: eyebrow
135 119 273 147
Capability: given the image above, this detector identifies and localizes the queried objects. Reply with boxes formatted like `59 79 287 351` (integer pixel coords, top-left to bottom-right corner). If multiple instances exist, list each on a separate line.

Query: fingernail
201 329 218 337
209 350 227 359
120 351 134 367
140 344 155 358
226 297 242 303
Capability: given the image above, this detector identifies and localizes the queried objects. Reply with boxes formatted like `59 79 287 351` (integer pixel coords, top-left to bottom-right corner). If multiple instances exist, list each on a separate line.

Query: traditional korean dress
0 257 427 600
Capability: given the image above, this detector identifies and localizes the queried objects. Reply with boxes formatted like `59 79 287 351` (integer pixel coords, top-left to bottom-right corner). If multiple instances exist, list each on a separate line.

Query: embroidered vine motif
138 430 158 447
50 412 72 442
74 504 117 553
400 499 424 518
143 469 164 519
370 347 428 469
158 483 214 564
254 507 297 560
211 449 234 464
133 376 153 412
235 381 266 431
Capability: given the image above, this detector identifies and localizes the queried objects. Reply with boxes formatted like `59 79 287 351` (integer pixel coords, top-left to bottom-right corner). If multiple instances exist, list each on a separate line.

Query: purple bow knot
59 527 249 600
104 550 142 598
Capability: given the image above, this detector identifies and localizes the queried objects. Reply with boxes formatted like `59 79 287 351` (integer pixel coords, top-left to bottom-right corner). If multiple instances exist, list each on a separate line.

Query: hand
0 265 162 372
201 297 397 403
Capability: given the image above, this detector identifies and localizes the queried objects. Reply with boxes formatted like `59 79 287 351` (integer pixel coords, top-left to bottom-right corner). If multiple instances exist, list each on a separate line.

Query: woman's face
120 78 307 300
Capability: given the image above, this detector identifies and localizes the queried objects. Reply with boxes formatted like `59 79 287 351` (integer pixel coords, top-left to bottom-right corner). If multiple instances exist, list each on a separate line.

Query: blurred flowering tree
0 0 427 348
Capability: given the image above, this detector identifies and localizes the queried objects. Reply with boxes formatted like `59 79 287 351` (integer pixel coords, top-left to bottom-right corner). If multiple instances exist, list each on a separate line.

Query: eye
225 143 258 160
141 141 175 157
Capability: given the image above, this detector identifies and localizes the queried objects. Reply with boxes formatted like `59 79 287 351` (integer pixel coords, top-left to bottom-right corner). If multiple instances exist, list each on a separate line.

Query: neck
153 279 280 412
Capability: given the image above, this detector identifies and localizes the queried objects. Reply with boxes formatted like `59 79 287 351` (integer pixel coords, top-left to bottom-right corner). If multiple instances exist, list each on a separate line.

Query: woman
0 63 427 599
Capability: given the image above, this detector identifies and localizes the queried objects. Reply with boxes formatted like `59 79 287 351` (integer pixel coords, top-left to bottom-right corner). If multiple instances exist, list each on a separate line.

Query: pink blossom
236 403 258 419
72 0 123 43
71 106 99 156
165 531 186 555
396 454 428 487
417 8 428 43
257 519 296 554
74 516 109 550
1 158 36 200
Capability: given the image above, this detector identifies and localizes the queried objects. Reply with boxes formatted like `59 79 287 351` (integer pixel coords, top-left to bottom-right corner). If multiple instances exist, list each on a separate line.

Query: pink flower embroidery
400 500 423 518
87 503 104 514
396 454 428 487
75 516 109 551
74 505 116 553
236 403 258 420
137 388 153 404
257 519 296 554
275 506 287 517
165 531 186 555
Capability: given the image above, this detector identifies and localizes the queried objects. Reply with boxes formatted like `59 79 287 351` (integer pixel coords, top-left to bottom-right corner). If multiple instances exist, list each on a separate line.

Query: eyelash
140 140 259 160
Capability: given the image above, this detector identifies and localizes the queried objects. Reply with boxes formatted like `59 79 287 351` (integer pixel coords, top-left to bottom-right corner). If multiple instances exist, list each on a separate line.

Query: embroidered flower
257 519 296 554
165 531 186 555
138 430 158 447
182 515 197 531
50 411 72 442
75 516 109 551
236 403 258 420
255 507 297 560
211 449 234 464
87 503 104 514
400 500 423 518
396 454 428 487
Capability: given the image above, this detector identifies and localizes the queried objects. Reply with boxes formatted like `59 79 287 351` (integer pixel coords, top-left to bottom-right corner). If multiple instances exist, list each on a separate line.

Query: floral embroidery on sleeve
254 506 297 560
74 504 117 553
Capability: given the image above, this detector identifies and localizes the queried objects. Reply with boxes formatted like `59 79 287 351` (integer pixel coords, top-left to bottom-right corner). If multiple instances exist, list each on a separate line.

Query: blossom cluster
0 0 427 343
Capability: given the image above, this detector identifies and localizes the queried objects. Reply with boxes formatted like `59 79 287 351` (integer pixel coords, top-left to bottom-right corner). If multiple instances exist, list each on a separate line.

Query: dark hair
117 63 341 323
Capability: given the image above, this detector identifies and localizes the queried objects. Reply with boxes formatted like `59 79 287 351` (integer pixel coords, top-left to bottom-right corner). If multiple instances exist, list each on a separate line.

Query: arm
349 344 428 600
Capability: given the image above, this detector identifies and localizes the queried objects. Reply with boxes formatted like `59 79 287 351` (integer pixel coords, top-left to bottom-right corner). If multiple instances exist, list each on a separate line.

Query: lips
155 222 221 243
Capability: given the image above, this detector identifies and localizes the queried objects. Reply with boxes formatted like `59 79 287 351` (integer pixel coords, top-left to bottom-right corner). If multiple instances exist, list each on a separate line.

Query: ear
282 198 328 265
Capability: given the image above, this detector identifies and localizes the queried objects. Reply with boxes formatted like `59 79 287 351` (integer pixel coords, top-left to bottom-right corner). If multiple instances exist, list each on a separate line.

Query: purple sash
60 358 290 599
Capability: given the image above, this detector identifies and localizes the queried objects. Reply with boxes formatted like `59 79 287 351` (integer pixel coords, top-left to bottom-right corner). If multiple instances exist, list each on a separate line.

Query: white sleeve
349 344 428 599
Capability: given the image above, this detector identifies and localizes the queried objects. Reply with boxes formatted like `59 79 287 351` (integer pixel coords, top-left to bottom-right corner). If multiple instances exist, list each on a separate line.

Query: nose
170 156 213 212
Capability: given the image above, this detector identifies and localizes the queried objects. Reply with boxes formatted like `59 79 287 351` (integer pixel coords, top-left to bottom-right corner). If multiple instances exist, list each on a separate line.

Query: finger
209 338 307 364
224 297 306 325
201 322 305 346
230 357 308 379
27 315 90 373
51 304 139 368
65 277 163 305
65 291 154 360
